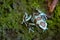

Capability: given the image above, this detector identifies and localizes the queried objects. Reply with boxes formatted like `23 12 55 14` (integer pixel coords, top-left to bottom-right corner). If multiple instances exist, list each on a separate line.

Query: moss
0 0 60 40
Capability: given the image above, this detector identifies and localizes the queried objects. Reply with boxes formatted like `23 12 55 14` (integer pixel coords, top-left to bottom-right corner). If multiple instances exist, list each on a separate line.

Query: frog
21 9 48 32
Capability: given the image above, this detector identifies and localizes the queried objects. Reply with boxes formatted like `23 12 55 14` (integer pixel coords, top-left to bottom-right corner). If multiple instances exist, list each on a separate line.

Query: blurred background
0 0 60 40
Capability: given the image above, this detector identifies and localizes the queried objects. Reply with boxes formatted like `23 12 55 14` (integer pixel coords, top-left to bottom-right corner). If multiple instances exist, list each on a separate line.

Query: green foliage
31 1 39 8
0 0 60 40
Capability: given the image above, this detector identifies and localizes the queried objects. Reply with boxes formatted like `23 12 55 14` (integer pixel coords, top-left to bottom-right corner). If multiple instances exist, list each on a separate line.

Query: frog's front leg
29 23 35 26
29 27 34 33
28 23 35 33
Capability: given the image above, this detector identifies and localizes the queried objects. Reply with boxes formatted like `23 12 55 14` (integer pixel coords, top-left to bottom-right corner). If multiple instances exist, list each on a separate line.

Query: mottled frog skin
33 10 48 30
22 9 48 32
